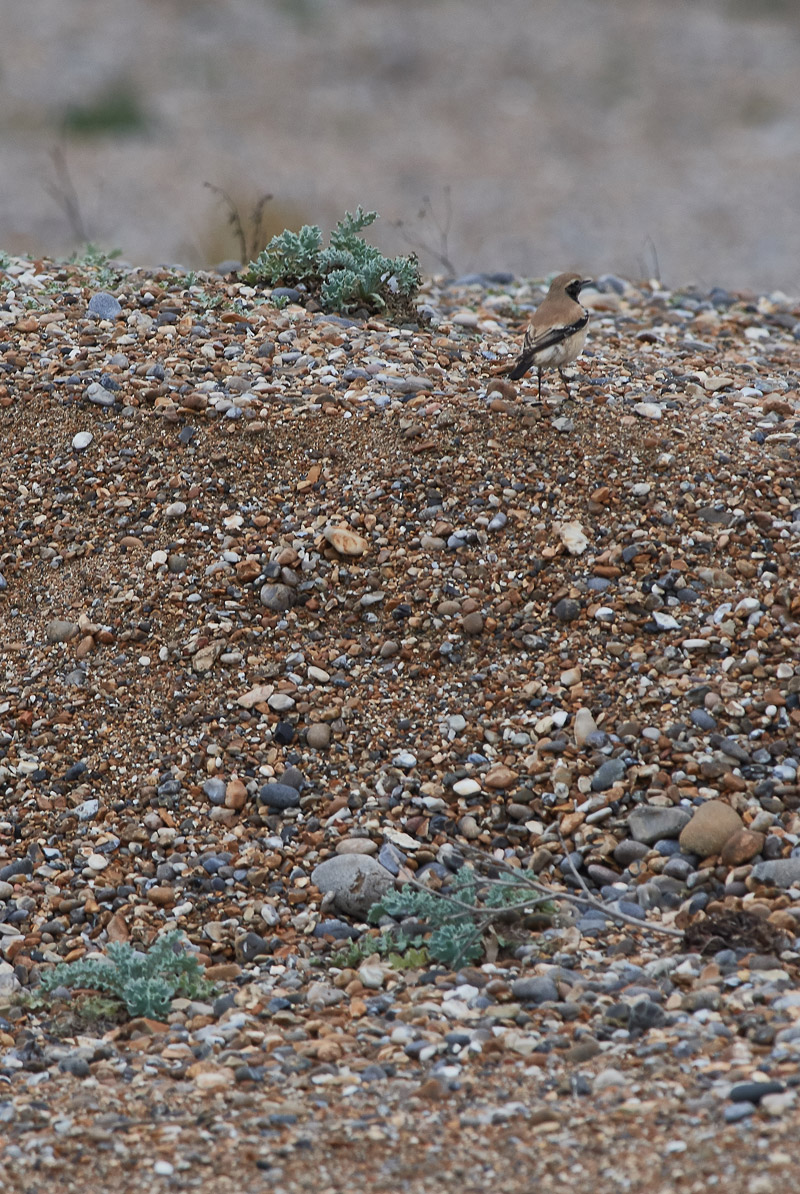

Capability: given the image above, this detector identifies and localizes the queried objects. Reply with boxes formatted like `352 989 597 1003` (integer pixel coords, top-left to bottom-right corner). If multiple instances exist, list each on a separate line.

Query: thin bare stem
46 146 89 244
459 840 684 939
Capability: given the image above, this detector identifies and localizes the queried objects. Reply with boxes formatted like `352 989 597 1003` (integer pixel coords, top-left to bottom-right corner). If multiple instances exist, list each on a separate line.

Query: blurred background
2 0 799 291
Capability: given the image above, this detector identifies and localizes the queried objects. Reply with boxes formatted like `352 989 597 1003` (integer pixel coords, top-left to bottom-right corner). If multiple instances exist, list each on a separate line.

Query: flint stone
258 782 300 810
46 619 79 643
574 707 599 748
311 855 393 919
679 800 743 857
260 583 295 611
87 291 122 319
591 757 629 791
510 975 560 1004
750 858 800 889
627 806 691 845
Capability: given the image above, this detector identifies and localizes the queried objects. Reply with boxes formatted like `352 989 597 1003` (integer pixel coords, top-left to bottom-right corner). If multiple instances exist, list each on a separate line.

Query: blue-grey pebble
724 1102 754 1123
202 777 227 805
729 1080 784 1103
510 975 560 1004
258 782 301 809
591 757 629 791
59 1056 91 1078
87 291 122 319
378 843 405 876
312 920 361 940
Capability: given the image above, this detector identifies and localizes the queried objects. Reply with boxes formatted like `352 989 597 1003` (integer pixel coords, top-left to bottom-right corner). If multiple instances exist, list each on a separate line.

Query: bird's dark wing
507 312 588 379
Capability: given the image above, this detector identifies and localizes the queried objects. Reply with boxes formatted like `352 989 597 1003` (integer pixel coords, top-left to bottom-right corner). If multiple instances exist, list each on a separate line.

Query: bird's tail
507 353 533 381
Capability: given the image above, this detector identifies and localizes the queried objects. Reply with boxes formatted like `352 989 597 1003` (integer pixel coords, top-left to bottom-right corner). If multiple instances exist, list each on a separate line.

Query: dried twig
393 186 456 276
46 145 89 244
459 839 684 939
204 182 273 263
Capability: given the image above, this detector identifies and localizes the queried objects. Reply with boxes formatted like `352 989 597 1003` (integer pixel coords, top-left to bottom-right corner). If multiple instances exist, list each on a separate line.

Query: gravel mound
1 256 800 1191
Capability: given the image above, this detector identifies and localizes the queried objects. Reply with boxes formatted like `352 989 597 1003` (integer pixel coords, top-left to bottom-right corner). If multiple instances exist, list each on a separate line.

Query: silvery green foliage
369 865 542 969
248 207 420 315
251 223 323 282
40 930 215 1020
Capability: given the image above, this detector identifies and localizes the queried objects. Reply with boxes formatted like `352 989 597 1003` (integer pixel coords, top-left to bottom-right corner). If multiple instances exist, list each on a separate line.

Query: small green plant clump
369 865 556 970
246 207 420 317
69 242 124 290
39 930 216 1020
330 931 429 971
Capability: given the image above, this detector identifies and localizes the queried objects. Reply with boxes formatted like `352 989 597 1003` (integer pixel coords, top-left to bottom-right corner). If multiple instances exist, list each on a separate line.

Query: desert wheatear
508 272 592 398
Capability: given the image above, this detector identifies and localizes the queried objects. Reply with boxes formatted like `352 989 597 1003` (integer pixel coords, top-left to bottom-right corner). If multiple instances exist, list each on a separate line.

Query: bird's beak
580 278 593 290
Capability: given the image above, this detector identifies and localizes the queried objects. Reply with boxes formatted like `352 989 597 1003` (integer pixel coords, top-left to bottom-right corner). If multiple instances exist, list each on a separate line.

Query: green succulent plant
39 930 216 1021
246 207 420 317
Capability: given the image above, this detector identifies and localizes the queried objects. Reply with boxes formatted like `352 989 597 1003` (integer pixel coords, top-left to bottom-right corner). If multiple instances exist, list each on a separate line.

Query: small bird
508 272 592 399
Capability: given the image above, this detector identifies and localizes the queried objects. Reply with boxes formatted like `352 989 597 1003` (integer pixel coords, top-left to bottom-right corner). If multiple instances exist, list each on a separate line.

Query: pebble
591 757 628 791
306 722 331 749
311 855 394 918
87 291 122 319
750 858 800 888
2 258 800 1185
258 782 301 810
679 800 743 857
627 806 691 845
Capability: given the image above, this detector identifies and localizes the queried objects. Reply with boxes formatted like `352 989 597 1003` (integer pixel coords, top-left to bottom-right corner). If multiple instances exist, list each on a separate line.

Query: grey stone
628 999 667 1031
553 598 580 623
591 757 629 791
59 1055 91 1078
202 778 227 806
613 839 650 866
85 381 116 407
87 291 122 319
260 583 295 611
730 1080 784 1103
312 919 360 940
724 1102 754 1123
378 842 405 876
510 975 560 1004
258 782 300 810
74 798 100 822
236 932 272 962
627 806 692 845
280 766 305 790
45 618 79 643
750 858 800 888
311 855 393 919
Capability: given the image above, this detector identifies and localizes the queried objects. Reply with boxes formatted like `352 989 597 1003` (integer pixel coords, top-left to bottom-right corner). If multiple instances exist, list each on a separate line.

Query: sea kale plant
39 930 216 1020
368 863 557 969
247 207 420 316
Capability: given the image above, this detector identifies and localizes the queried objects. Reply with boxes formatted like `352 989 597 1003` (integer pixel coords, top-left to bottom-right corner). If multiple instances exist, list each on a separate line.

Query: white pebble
71 431 93 451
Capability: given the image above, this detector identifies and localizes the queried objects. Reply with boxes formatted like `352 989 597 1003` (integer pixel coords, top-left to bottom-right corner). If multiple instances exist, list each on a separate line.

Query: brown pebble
461 611 484 636
719 829 766 866
307 722 332 749
224 778 248 809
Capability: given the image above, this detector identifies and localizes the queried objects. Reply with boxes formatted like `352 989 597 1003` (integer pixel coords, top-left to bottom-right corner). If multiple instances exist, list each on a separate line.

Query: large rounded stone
627 806 691 846
311 855 393 919
750 858 800 889
678 800 743 858
257 782 300 810
260 583 295 611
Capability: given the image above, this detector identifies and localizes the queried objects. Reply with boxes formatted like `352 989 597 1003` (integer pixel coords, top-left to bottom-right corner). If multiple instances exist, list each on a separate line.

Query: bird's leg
537 367 542 401
558 368 571 398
